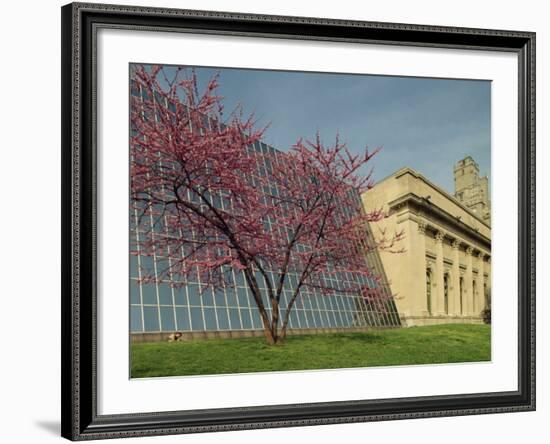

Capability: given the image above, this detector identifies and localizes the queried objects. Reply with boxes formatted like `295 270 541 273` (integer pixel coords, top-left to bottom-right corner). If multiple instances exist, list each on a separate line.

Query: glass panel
175 307 191 331
251 308 262 329
296 310 308 328
225 288 237 307
160 307 175 331
143 306 160 331
130 279 141 305
158 283 173 305
228 309 241 330
333 309 344 327
235 271 245 286
214 288 226 306
190 307 204 330
142 283 157 305
341 310 351 327
217 308 230 330
130 80 140 97
130 306 143 332
326 308 337 327
305 310 315 327
130 255 139 278
202 287 214 306
289 308 299 329
139 255 155 273
203 308 217 330
237 287 250 307
312 311 322 327
174 287 187 306
320 310 329 327
240 309 252 329
187 284 201 306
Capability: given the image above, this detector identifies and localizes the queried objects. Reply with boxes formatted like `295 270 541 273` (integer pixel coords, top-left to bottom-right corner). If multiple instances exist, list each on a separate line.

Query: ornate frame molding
61 2 535 440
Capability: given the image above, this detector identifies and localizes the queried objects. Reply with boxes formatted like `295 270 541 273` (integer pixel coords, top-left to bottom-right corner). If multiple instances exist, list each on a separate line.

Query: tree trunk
259 307 276 345
255 294 276 345
270 298 280 343
263 325 276 345
242 268 278 345
279 324 289 341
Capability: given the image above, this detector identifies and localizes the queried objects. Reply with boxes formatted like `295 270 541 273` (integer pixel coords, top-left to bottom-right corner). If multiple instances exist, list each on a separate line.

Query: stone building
361 162 491 327
454 156 491 224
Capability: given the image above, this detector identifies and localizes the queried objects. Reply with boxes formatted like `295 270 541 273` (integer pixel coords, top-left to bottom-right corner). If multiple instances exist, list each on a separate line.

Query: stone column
451 240 461 316
417 222 429 315
476 254 485 315
484 256 491 309
426 258 435 317
465 246 474 315
459 268 466 316
434 231 445 316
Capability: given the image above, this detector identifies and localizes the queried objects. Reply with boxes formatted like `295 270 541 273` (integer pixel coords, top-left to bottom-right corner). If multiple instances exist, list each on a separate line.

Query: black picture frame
61 2 536 440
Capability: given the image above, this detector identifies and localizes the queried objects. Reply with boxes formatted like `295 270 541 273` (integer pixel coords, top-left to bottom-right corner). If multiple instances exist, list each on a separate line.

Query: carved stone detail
417 221 427 234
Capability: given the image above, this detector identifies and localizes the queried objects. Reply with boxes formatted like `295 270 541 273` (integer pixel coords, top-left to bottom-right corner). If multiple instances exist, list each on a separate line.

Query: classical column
459 268 466 316
476 254 485 315
465 246 474 316
451 240 461 316
434 231 445 316
417 222 429 315
426 258 435 316
484 256 491 309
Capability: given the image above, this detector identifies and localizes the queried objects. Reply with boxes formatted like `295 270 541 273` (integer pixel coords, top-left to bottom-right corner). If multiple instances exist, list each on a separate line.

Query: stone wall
131 326 397 343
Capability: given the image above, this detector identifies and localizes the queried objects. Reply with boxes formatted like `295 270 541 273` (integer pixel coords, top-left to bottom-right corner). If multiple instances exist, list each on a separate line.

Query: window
443 273 449 314
426 269 432 315
472 280 477 312
459 277 464 315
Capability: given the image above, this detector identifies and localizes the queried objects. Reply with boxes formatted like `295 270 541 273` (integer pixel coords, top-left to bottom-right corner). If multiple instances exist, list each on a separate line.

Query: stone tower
453 156 491 224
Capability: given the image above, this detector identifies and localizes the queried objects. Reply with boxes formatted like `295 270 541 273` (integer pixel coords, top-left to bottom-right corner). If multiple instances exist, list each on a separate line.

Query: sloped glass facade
129 77 401 334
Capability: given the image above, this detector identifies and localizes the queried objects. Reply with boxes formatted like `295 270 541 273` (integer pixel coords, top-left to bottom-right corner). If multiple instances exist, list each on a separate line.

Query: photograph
56 1 536 440
0 0 543 442
129 63 492 378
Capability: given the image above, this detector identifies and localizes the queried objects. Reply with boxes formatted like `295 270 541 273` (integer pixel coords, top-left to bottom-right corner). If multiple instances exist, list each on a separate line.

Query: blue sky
152 65 491 195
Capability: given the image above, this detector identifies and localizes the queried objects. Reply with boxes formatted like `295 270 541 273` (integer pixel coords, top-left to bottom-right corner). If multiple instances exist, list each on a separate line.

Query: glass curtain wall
130 79 401 334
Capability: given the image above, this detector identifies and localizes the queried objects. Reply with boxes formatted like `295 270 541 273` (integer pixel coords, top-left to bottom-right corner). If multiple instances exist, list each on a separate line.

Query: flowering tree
130 65 403 344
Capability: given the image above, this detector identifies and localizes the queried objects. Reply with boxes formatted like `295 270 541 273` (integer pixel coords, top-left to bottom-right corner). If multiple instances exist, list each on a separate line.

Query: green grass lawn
131 324 491 378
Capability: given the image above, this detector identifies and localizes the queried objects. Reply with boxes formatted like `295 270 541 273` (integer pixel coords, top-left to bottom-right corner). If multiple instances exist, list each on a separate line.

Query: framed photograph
61 2 535 440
